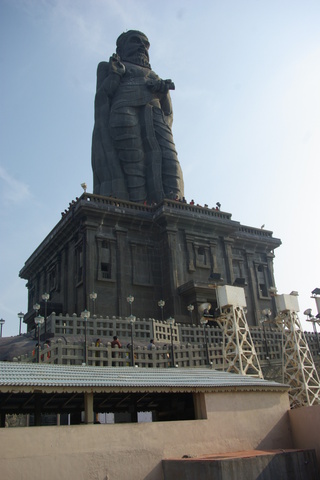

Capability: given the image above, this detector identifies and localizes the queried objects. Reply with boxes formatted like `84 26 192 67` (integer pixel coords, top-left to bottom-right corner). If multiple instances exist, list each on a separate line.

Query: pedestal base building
20 194 281 331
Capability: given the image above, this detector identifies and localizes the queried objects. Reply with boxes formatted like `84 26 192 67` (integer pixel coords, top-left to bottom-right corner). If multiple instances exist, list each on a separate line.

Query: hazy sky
1 0 319 337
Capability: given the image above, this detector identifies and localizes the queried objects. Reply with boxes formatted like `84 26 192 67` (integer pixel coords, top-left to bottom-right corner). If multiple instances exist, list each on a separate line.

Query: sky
0 0 319 337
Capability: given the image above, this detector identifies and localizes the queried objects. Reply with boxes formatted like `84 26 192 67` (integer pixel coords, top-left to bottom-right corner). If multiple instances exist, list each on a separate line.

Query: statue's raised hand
109 54 126 77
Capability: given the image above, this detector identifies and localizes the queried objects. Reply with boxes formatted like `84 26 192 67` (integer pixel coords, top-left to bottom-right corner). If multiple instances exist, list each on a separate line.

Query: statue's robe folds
92 61 184 203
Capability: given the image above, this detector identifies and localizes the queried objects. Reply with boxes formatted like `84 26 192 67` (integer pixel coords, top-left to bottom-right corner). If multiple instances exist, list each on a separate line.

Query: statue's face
120 32 150 67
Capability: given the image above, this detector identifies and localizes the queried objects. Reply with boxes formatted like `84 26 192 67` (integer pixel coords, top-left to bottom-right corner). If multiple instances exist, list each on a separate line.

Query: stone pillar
84 392 94 424
115 227 128 317
267 253 277 290
267 252 278 315
164 227 179 315
86 225 97 307
245 252 259 325
63 243 69 315
185 234 195 272
209 240 218 273
82 228 88 310
223 239 234 285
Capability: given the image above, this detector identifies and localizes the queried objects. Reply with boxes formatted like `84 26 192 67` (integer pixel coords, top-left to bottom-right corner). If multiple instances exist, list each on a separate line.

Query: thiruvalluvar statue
92 30 184 203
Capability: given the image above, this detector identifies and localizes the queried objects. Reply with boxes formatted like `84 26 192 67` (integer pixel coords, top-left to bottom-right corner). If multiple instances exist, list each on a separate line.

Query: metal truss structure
215 305 263 379
275 310 320 409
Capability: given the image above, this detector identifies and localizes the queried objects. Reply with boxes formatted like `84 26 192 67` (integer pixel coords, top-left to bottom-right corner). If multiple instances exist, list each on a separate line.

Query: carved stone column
115 227 128 317
164 227 179 315
222 239 234 285
245 252 259 325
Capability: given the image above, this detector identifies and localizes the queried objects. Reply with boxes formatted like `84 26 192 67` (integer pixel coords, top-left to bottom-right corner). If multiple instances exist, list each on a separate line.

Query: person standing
147 339 156 350
111 335 122 348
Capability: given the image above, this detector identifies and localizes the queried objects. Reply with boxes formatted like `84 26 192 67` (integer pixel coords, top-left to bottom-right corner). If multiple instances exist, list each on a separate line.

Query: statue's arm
96 55 125 98
160 92 173 117
146 77 175 119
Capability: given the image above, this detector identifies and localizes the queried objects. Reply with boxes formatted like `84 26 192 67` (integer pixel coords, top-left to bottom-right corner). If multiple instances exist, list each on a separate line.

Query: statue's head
116 30 150 68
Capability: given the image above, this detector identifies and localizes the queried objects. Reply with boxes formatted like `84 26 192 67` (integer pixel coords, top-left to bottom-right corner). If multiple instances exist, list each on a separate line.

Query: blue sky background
1 0 319 337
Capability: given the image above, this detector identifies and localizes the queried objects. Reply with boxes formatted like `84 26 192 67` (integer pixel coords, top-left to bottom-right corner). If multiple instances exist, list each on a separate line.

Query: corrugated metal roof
0 362 287 391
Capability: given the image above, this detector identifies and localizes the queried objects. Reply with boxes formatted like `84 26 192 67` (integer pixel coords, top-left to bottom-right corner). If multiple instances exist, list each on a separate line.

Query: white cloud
0 166 32 204
46 0 154 57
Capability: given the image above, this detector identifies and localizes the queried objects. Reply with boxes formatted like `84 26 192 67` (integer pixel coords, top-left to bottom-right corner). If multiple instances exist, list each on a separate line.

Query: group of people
139 195 222 211
32 339 51 360
186 199 221 210
95 336 122 348
61 197 80 217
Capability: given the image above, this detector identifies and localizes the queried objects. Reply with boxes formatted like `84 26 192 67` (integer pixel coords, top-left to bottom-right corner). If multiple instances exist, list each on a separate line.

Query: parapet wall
289 404 320 471
0 389 292 480
18 314 319 379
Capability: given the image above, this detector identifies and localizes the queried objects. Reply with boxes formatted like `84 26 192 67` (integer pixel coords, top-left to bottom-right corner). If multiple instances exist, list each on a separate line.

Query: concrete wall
289 404 320 470
0 390 292 480
162 450 319 480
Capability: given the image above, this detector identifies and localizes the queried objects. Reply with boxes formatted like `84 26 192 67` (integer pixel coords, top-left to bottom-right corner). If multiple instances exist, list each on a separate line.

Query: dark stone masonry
20 194 281 331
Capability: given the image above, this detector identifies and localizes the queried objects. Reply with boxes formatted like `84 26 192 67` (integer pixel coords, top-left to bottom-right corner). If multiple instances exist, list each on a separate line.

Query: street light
89 292 97 317
126 296 135 366
42 293 50 337
81 309 90 365
187 304 194 322
0 318 5 338
167 317 175 367
33 303 40 339
34 315 44 362
17 312 24 335
129 315 136 366
200 317 210 365
158 300 165 321
33 303 40 313
127 295 134 314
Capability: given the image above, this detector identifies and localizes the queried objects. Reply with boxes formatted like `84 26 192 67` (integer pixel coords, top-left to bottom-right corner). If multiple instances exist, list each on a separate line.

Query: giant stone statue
92 30 184 203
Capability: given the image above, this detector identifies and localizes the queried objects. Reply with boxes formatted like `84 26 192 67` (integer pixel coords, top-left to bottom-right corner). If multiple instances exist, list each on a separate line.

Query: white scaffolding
215 286 263 379
275 293 320 409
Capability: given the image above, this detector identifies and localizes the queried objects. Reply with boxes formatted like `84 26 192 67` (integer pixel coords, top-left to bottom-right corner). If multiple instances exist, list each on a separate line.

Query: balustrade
18 314 320 374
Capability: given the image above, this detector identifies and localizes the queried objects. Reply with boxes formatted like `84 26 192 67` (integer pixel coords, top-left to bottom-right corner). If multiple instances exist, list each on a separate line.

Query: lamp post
129 315 136 366
200 317 210 365
41 293 50 337
0 318 5 338
126 296 135 366
34 315 44 362
33 303 40 339
127 295 134 315
187 304 194 323
89 292 97 317
17 312 24 335
167 317 175 367
158 300 165 321
81 309 90 365
33 303 40 314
